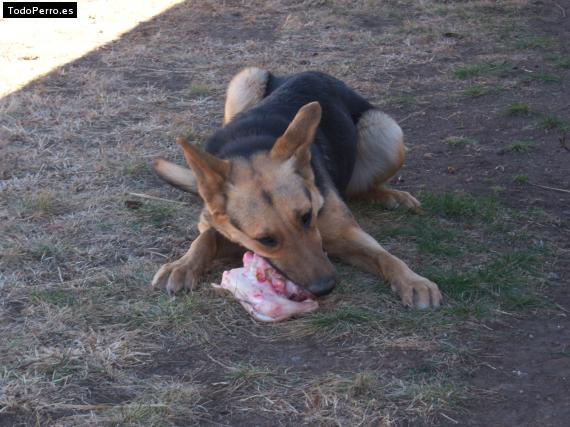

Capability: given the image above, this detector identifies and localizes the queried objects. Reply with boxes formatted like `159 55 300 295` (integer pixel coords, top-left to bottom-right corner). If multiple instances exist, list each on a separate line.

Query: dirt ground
1 1 569 426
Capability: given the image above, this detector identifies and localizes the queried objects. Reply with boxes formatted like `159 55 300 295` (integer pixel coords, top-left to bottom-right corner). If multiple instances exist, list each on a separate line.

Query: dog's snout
308 275 337 297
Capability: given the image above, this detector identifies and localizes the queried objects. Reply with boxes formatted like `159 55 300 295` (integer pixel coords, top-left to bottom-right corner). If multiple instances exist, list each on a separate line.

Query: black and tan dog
151 68 442 309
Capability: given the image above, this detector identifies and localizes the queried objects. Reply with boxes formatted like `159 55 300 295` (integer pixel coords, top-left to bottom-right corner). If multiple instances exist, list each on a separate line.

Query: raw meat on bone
212 251 318 322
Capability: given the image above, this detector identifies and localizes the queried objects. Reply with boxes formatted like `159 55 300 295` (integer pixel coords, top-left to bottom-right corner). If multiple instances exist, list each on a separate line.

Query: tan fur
345 109 405 195
151 72 442 308
152 158 197 194
317 192 441 309
223 67 269 125
152 103 334 293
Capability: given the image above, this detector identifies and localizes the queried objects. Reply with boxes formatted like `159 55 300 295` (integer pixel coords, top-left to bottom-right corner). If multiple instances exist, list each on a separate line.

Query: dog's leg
319 193 442 309
346 109 420 211
151 228 242 294
224 67 269 125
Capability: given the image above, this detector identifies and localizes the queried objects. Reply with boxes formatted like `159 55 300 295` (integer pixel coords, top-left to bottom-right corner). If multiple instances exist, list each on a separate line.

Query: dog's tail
152 158 198 195
224 67 270 125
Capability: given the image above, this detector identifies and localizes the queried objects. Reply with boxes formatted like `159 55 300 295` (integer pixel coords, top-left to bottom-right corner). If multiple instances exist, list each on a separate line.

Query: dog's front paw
392 273 442 310
151 261 200 295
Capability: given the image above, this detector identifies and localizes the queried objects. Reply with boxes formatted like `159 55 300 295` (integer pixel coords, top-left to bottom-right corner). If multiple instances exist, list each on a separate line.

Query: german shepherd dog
152 68 442 309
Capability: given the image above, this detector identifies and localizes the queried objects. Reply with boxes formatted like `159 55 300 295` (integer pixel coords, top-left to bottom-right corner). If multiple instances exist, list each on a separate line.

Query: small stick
127 192 188 205
399 110 426 123
46 403 168 411
528 183 570 194
440 413 460 424
555 2 567 18
560 134 570 152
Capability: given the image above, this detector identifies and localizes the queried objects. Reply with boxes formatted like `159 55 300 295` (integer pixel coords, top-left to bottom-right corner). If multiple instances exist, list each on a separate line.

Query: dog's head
154 102 336 296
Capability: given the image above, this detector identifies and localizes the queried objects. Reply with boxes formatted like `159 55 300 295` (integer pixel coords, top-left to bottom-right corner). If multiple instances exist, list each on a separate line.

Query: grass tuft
501 102 530 116
537 114 568 131
189 84 212 98
499 139 536 154
443 136 478 148
308 306 376 333
513 35 552 50
452 62 510 79
511 174 529 184
523 73 561 84
20 191 60 217
130 200 181 227
420 191 497 221
123 160 153 178
553 56 570 69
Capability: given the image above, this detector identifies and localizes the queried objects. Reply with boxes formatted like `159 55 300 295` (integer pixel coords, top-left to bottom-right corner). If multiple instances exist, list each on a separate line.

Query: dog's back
207 71 373 195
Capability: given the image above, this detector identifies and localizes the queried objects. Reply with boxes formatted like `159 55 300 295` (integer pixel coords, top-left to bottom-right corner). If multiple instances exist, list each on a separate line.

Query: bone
212 252 318 322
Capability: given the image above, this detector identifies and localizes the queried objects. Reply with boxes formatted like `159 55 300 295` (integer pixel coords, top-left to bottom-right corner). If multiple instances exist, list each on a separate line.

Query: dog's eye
257 235 278 248
300 210 312 228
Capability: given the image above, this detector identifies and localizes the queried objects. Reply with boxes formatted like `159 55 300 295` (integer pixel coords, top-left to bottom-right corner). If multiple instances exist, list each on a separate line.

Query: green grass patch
189 84 212 97
423 250 544 315
225 364 277 389
181 128 206 147
410 217 462 256
123 160 153 179
443 136 478 148
27 239 59 260
537 114 568 131
420 191 498 221
552 56 570 69
462 84 486 98
30 289 78 307
461 84 505 98
523 73 561 84
451 62 510 79
20 190 61 217
501 103 530 117
513 34 552 50
383 93 416 108
511 174 529 184
500 139 537 154
131 201 181 227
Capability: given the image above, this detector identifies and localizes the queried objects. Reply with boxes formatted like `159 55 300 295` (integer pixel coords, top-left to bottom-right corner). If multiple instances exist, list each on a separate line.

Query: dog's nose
308 275 337 297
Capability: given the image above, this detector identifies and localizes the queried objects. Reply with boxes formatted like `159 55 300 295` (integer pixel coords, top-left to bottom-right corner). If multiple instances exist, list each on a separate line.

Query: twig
555 2 566 18
127 192 188 205
560 134 570 152
46 403 167 411
440 413 460 424
528 183 570 194
494 309 516 317
399 110 426 123
206 353 233 369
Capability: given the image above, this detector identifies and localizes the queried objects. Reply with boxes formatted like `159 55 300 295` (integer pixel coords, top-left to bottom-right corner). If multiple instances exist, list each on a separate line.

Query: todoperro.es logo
3 2 77 18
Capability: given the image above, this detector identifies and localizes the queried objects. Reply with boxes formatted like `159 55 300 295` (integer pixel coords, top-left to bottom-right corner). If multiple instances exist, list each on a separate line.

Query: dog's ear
152 158 198 195
271 102 321 178
176 138 230 213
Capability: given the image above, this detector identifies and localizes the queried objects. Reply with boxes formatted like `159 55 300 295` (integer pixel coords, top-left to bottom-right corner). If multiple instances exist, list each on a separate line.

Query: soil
394 3 570 424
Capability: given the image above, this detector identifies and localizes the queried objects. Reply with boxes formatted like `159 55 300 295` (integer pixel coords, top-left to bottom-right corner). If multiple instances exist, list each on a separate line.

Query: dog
151 68 442 309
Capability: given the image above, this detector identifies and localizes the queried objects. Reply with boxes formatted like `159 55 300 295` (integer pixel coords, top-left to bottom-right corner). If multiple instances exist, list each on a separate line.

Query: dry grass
0 0 565 425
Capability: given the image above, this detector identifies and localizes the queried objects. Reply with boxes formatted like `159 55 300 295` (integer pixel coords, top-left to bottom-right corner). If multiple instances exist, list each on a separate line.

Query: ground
1 0 569 426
